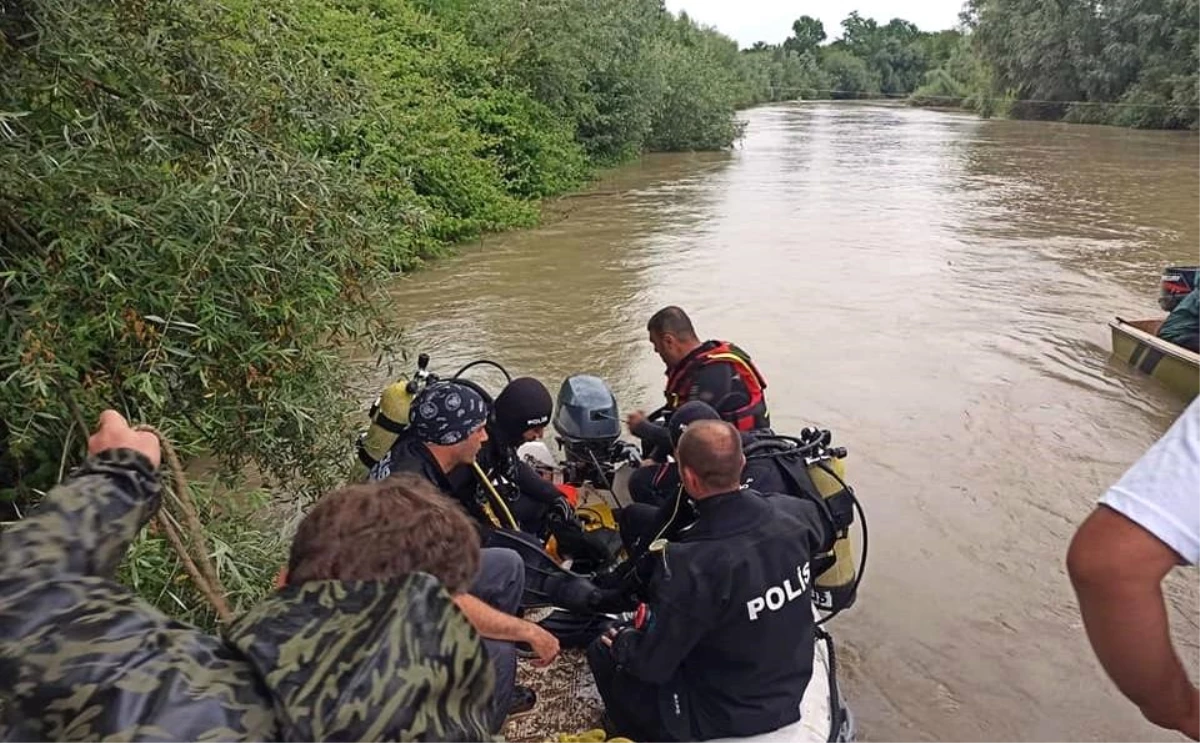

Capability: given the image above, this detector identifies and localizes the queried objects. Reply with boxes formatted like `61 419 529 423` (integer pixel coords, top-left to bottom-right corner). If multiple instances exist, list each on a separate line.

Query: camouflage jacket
0 449 495 741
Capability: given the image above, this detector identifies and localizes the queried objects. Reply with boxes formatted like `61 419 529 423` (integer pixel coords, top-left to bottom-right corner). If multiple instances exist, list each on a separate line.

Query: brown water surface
369 102 1199 741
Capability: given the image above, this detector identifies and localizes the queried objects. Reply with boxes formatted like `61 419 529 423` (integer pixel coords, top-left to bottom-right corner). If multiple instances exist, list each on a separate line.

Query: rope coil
133 424 233 624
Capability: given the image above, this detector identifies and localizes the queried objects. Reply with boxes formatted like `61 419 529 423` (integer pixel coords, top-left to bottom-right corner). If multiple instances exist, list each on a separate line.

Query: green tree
784 16 826 56
418 0 748 160
823 47 882 97
828 12 935 96
910 32 997 114
962 0 1197 127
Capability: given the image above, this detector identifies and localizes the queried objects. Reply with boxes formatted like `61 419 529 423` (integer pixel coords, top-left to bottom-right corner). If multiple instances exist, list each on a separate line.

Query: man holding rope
0 410 496 740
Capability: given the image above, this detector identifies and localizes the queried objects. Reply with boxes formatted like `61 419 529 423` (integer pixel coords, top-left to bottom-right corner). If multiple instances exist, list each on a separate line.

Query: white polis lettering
746 562 811 621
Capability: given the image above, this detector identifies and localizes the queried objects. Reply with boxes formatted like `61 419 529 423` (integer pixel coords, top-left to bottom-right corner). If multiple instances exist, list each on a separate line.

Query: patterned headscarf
410 382 489 446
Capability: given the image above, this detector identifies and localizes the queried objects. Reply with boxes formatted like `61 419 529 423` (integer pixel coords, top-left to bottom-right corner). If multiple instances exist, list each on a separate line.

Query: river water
370 103 1199 741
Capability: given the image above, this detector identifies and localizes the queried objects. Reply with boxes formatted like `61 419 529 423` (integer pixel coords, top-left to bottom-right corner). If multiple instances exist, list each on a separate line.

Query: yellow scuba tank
807 450 858 613
352 353 431 480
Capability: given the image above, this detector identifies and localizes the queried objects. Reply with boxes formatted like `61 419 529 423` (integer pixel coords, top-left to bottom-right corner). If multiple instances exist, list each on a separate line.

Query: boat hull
1109 317 1200 400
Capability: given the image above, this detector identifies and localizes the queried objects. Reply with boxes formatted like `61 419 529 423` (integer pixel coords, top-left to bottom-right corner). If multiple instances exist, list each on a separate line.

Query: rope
133 424 233 624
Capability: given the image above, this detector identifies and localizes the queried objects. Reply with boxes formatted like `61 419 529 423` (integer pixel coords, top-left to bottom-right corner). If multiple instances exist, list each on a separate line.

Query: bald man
588 421 837 741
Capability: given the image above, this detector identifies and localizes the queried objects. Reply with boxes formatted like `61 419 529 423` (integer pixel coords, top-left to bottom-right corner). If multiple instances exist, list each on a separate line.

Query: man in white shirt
1068 398 1199 740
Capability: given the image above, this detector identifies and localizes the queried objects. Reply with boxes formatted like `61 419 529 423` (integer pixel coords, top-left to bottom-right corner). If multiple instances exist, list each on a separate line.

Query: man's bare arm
1068 505 1199 740
452 594 559 667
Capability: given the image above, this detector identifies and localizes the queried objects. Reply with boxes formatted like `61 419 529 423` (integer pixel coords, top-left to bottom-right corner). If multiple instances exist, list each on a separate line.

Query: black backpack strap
751 444 854 535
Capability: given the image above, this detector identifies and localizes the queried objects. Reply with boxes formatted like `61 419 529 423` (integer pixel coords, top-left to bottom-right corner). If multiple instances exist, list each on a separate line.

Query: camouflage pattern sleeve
0 450 278 741
0 448 162 580
228 575 499 741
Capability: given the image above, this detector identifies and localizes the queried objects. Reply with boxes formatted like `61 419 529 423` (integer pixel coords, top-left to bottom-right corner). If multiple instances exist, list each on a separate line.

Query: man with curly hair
0 409 495 741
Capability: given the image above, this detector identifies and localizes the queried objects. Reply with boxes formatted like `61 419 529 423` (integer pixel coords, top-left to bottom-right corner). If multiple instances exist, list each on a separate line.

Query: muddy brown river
369 103 1199 741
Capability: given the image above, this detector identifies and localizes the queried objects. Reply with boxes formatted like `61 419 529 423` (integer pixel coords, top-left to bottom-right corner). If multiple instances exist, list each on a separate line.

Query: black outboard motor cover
553 375 620 443
1160 266 1199 311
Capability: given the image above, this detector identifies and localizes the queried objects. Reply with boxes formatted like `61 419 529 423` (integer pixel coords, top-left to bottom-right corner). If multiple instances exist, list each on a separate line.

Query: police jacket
609 489 834 740
0 450 494 741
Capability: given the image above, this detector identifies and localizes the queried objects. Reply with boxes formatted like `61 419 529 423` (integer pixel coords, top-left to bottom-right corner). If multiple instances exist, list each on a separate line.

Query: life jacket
664 340 769 431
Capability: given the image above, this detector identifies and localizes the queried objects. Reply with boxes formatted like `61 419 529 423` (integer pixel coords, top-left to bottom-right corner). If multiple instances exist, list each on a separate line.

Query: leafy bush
117 482 293 632
1 0 398 505
823 49 882 98
646 34 746 151
929 0 1199 129
419 0 748 158
0 0 752 623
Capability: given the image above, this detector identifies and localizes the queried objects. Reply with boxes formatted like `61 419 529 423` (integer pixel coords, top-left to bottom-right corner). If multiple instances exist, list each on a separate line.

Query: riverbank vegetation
740 1 1198 129
0 0 756 510
0 0 761 619
735 13 961 105
957 0 1199 129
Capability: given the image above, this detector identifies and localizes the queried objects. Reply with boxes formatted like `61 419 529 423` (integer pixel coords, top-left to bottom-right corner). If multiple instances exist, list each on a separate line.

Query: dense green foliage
0 0 756 513
117 483 291 632
917 0 1199 128
1 0 762 622
736 13 960 103
417 0 749 158
2 0 398 509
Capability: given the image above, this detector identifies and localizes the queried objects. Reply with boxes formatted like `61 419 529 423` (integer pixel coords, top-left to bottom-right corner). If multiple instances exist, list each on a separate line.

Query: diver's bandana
410 382 489 445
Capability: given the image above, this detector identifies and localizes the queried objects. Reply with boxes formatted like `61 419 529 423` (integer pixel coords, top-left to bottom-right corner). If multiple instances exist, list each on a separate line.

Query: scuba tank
744 428 862 616
804 443 858 613
353 353 432 479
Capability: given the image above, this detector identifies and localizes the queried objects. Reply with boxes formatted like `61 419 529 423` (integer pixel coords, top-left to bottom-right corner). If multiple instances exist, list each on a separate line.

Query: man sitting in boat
1157 287 1199 352
617 401 792 555
477 378 595 539
588 420 838 741
624 306 771 504
366 381 560 727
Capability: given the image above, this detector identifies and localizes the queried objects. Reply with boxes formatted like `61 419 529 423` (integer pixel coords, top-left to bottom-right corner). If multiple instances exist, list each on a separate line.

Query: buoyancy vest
664 340 769 431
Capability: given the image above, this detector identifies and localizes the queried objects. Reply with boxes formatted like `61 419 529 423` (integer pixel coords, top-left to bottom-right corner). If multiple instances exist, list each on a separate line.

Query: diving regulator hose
471 460 520 531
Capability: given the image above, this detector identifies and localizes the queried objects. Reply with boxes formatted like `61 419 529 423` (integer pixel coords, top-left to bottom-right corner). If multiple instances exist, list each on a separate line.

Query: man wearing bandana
369 381 559 729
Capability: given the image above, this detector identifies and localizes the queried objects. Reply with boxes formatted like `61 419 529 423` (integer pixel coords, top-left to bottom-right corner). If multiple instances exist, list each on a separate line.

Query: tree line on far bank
735 0 1199 130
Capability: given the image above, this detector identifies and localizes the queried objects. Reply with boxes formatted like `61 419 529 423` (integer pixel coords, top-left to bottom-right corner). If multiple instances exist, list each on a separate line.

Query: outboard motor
1160 266 1199 311
553 375 638 488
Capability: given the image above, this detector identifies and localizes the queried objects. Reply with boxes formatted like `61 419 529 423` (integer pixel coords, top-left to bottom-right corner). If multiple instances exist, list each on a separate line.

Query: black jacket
610 490 834 740
371 432 560 535
626 432 792 552
370 436 487 527
477 430 563 508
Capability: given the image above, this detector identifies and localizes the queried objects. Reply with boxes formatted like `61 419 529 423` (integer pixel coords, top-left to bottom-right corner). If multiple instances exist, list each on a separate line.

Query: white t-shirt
1101 398 1200 565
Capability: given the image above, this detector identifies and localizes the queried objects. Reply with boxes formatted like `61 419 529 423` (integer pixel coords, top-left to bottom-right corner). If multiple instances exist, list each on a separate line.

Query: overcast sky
664 0 967 48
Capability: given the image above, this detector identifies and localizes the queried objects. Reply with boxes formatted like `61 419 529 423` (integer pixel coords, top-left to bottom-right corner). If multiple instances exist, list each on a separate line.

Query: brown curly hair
286 473 480 593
